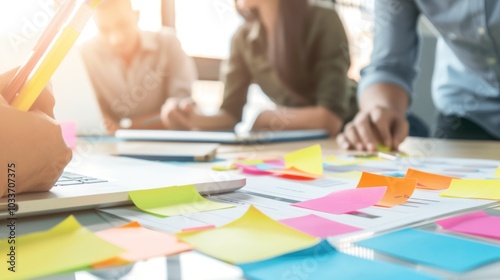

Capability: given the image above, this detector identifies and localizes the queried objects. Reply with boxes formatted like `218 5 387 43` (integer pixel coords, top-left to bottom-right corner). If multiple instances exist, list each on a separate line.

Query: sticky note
0 216 123 280
439 179 500 200
377 143 391 152
181 225 216 232
234 163 273 175
284 144 323 175
436 211 500 240
357 228 500 273
357 172 416 207
176 205 319 263
60 120 77 149
211 163 237 171
495 167 500 178
263 159 285 167
254 163 281 171
129 185 234 217
292 187 387 214
279 214 361 238
405 169 454 190
93 221 192 267
236 159 264 165
269 168 323 179
239 240 440 280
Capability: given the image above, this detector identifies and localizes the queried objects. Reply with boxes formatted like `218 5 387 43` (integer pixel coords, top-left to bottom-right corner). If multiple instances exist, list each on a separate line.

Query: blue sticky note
357 228 500 273
239 240 439 280
254 163 281 171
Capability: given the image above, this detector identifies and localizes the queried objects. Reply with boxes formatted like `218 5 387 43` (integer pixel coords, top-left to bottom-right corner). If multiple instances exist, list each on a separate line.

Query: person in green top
161 0 355 136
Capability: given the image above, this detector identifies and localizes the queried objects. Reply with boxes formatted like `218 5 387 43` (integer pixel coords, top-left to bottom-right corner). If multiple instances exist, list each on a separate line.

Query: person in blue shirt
337 0 500 152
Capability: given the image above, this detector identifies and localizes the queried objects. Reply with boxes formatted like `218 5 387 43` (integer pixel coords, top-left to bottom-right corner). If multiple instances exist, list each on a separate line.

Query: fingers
338 107 406 151
30 85 56 118
352 113 379 151
370 109 392 148
161 99 193 130
392 117 410 150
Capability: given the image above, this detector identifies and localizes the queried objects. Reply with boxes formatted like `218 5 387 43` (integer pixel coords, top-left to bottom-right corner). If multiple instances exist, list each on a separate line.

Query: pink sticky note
60 121 77 149
292 187 387 214
235 163 273 175
95 221 192 266
182 225 216 232
263 159 285 168
436 211 500 240
279 214 361 238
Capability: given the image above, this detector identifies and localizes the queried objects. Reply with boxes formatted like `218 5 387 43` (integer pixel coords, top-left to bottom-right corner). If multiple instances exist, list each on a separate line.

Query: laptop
115 129 330 144
0 154 245 218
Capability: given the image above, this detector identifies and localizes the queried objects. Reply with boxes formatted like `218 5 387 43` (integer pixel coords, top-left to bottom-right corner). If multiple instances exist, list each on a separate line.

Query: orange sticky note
94 221 192 267
356 172 416 207
405 169 454 190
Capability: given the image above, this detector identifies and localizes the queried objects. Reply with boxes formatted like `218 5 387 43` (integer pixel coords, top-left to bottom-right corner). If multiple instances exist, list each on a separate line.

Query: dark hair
236 0 310 96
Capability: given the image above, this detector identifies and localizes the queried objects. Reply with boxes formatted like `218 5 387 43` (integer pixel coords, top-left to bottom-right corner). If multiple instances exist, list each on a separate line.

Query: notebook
115 142 218 162
115 129 330 144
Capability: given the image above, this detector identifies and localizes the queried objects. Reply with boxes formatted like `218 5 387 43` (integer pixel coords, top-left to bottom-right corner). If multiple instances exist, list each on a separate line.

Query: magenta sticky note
263 159 285 168
235 164 273 175
436 211 500 240
292 187 387 214
279 214 361 238
60 121 77 149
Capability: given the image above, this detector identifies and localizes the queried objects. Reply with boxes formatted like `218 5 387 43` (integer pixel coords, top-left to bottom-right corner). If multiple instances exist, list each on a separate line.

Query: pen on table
11 0 102 111
3 0 76 104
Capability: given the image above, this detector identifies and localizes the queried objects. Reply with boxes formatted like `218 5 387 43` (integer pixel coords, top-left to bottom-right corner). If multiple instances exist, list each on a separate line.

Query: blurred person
338 0 500 152
0 68 72 197
162 0 356 136
81 0 196 134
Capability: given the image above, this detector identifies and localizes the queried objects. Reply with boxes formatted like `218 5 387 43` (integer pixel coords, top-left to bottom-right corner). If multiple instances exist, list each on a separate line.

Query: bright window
175 0 242 58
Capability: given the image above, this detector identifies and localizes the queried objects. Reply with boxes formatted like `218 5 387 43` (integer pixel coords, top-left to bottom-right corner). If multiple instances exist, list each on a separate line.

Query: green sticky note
177 205 319 263
0 216 123 280
129 185 234 217
377 143 391 152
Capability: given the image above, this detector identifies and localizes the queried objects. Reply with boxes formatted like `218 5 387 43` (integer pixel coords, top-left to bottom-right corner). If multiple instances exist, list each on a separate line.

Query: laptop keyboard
54 171 108 187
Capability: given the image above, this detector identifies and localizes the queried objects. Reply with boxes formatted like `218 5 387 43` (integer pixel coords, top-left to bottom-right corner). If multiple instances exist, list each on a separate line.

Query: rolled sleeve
358 0 421 100
312 7 351 120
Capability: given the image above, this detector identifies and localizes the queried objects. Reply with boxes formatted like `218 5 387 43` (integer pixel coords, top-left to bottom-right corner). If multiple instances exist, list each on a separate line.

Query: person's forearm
252 106 343 136
191 110 239 131
359 83 409 115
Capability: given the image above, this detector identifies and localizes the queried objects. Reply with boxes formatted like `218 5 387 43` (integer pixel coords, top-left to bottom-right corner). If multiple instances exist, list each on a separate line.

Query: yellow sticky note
0 216 123 280
176 205 319 263
495 167 500 178
284 144 323 175
94 221 192 268
439 179 500 200
129 185 234 217
236 159 264 165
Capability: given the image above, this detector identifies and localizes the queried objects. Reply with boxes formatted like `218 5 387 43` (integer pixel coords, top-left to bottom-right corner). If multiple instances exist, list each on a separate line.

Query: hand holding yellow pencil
11 0 101 112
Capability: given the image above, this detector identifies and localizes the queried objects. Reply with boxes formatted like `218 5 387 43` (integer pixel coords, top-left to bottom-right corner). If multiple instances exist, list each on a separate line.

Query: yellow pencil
12 0 101 111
